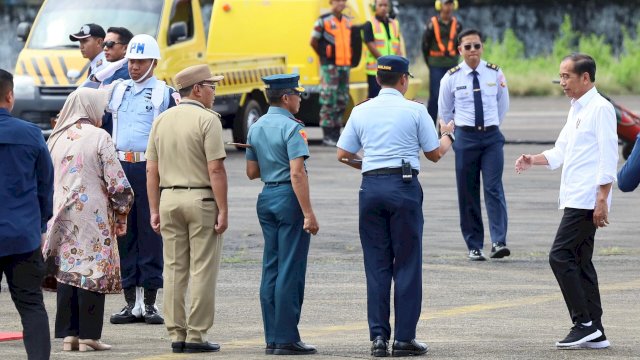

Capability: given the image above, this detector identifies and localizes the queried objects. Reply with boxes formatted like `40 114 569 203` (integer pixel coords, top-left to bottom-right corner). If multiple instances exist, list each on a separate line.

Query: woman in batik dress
43 87 133 352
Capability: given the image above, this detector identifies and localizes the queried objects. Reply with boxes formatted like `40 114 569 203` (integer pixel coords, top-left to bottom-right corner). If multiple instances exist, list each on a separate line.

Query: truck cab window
169 0 194 44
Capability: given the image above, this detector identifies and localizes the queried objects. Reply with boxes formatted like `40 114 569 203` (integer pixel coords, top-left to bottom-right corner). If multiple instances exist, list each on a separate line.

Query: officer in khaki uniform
145 64 228 354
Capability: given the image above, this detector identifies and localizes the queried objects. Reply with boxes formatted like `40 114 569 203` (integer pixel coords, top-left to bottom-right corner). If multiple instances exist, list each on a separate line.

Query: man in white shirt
515 53 617 350
69 23 107 78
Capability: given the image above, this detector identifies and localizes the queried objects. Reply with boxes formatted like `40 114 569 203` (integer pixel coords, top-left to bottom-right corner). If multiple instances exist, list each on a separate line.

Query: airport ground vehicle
14 0 420 143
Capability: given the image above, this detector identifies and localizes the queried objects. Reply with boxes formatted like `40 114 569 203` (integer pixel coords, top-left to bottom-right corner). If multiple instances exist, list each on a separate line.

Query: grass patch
410 15 640 96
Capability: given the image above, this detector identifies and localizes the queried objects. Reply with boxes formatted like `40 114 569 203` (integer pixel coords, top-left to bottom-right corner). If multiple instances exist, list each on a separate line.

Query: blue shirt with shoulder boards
107 76 176 152
246 106 310 183
337 88 440 173
438 59 509 127
0 108 54 257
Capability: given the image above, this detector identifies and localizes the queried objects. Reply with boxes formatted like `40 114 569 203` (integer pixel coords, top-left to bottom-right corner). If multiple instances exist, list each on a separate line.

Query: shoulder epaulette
447 66 460 75
411 99 424 105
486 63 499 71
288 116 305 126
355 98 372 106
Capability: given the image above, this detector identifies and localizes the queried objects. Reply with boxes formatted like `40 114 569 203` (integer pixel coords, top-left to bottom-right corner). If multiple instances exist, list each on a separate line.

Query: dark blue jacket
0 108 54 256
618 134 640 192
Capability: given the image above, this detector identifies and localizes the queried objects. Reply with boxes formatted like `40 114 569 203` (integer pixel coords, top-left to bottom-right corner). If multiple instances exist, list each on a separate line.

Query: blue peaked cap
377 55 414 78
262 74 305 92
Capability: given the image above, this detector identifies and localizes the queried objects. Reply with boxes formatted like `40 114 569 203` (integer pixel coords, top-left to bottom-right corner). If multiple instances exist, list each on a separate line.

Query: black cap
443 0 455 3
69 23 106 41
377 55 414 78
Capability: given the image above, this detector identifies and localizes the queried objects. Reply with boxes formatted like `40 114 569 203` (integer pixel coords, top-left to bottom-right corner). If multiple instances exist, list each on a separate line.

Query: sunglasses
104 41 126 48
462 43 482 51
198 82 216 89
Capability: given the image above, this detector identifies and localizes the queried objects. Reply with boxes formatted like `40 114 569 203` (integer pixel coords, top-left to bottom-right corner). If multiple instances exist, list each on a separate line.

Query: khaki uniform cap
174 64 224 90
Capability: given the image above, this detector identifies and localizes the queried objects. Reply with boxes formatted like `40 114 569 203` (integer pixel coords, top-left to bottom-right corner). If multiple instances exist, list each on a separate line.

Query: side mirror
17 22 32 42
168 22 188 45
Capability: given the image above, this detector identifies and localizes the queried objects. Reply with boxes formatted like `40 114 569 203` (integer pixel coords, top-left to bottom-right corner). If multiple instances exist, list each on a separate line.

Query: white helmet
125 34 161 60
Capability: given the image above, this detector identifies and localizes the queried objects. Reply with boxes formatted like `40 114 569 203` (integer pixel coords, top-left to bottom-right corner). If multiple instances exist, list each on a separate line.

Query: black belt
458 125 498 133
264 180 291 186
160 186 210 191
362 168 419 176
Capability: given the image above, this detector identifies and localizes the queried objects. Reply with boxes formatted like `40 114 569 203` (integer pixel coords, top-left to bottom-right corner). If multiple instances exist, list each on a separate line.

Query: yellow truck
14 0 420 142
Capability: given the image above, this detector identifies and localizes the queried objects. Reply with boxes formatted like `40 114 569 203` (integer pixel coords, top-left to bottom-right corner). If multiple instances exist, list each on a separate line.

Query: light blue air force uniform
338 88 440 173
438 59 510 252
108 77 174 152
106 76 175 291
337 88 439 341
246 106 311 344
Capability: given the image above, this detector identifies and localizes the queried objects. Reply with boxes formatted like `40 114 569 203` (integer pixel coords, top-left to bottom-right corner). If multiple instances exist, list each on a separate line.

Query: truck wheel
232 99 262 149
622 141 634 160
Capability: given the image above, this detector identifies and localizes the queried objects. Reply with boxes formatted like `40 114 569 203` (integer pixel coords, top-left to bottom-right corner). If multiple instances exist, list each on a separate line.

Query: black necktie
472 70 484 130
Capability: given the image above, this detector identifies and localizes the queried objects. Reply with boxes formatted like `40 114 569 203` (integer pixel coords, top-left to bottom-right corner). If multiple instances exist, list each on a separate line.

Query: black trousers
549 208 603 327
0 248 51 360
55 282 105 340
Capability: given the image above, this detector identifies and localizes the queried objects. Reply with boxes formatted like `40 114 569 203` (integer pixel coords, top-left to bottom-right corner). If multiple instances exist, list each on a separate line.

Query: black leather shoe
490 243 511 259
109 304 142 324
265 342 275 355
273 341 317 355
143 305 165 324
371 336 389 357
184 341 220 353
392 339 429 357
171 341 185 353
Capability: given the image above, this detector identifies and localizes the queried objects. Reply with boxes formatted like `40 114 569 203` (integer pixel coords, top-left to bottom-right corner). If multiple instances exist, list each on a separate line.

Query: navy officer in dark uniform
245 74 320 356
337 55 455 357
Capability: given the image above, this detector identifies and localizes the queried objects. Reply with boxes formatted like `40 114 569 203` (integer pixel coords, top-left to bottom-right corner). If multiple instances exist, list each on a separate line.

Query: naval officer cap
69 23 106 41
377 55 414 78
174 64 224 90
262 74 305 93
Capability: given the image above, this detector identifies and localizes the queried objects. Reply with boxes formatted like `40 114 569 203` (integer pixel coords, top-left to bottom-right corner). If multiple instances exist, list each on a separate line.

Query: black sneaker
490 243 511 259
468 249 486 261
580 334 610 349
556 324 602 347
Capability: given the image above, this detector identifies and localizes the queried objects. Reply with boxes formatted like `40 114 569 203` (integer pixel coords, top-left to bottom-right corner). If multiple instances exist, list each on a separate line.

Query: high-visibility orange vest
320 14 352 66
429 16 458 57
365 18 401 75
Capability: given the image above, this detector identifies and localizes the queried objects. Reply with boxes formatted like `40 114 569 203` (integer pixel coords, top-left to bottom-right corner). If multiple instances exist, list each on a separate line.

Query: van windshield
28 0 163 49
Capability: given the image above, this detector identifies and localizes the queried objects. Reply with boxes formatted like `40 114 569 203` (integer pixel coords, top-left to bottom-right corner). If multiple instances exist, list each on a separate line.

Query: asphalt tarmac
1 96 639 359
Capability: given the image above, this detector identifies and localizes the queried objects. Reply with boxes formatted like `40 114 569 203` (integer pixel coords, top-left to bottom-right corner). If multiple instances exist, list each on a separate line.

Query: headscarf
47 87 111 152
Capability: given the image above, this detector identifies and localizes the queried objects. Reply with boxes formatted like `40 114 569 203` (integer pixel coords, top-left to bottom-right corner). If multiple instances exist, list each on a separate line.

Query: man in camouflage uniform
310 0 352 146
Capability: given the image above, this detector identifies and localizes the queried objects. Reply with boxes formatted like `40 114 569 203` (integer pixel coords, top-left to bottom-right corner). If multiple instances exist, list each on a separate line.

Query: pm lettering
129 42 145 54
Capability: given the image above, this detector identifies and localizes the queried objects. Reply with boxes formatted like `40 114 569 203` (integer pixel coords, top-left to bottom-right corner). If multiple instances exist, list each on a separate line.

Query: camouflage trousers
319 65 350 128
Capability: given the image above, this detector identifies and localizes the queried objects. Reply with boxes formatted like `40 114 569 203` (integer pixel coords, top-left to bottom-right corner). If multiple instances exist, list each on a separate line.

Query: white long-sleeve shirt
542 86 618 210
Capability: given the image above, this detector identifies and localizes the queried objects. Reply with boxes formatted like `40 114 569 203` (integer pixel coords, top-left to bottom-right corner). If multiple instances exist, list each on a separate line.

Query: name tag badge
456 86 467 91
487 82 497 87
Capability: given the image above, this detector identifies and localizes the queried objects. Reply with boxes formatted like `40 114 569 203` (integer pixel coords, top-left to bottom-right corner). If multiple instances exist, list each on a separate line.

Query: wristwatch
441 131 455 142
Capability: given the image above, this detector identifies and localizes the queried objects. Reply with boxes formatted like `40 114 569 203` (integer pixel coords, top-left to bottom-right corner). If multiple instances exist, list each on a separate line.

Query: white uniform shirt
89 51 107 76
438 59 509 127
542 87 618 210
337 88 439 173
